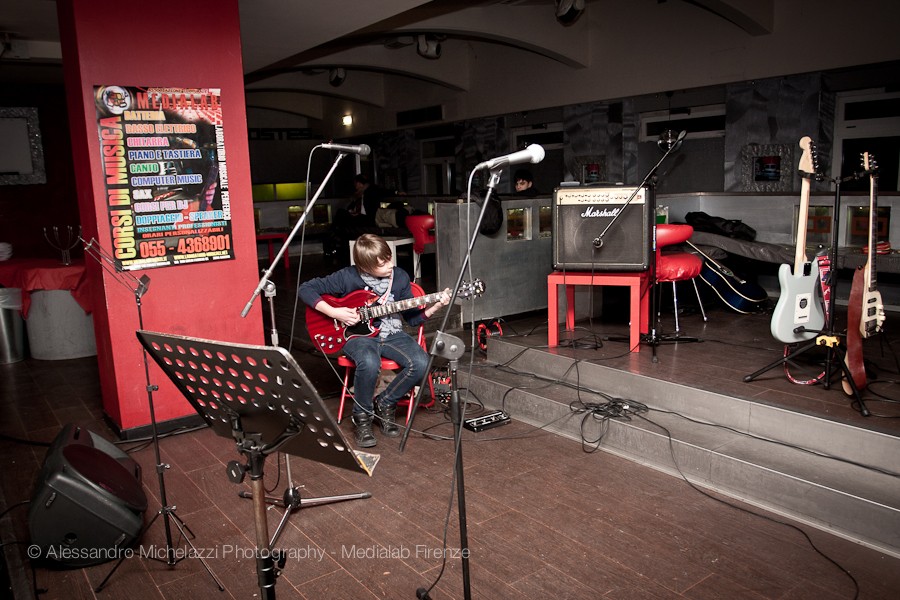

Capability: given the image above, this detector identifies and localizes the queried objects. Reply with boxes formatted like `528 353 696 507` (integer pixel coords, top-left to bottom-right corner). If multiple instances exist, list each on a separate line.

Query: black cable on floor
569 397 648 453
0 433 49 447
635 411 861 600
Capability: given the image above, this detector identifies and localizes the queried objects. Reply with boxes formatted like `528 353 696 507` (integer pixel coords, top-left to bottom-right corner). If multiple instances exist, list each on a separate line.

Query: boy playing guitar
300 233 451 448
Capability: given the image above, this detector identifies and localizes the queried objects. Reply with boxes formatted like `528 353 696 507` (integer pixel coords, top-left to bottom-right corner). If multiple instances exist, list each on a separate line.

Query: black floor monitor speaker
28 424 147 567
552 185 654 271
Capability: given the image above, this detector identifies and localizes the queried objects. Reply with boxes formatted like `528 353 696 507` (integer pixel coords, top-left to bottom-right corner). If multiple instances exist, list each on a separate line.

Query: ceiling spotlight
416 35 441 59
555 0 585 25
329 68 346 87
341 115 353 127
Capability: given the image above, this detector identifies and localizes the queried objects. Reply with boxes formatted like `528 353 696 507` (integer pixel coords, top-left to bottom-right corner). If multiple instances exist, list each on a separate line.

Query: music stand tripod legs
136 331 377 600
234 452 371 548
94 371 225 593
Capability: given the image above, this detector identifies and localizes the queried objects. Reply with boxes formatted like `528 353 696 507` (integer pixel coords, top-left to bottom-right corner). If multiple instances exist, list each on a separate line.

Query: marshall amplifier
552 185 654 271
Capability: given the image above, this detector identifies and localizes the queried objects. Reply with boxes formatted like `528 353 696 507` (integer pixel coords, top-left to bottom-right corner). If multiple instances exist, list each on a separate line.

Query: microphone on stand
591 130 686 251
320 142 371 156
657 129 686 152
476 144 545 170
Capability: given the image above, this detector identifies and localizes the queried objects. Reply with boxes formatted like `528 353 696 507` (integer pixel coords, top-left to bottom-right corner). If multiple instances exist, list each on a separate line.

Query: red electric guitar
843 152 886 394
307 280 485 354
856 152 886 339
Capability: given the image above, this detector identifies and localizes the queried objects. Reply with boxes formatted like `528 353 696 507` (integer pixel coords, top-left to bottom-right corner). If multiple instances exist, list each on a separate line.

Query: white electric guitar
770 136 826 344
858 151 886 339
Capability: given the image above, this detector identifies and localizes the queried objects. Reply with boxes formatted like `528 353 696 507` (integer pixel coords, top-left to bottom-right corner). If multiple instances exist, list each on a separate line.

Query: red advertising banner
94 85 234 270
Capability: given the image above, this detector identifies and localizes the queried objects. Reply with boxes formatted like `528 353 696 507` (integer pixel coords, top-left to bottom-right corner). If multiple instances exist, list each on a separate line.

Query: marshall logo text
580 206 620 218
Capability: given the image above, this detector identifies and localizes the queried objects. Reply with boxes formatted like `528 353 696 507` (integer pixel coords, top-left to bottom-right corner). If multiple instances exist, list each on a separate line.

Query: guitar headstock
798 136 819 179
862 152 878 174
459 279 485 300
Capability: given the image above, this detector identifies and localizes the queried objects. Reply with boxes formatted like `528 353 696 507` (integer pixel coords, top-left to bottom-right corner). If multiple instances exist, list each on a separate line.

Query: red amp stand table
547 271 651 352
255 231 291 270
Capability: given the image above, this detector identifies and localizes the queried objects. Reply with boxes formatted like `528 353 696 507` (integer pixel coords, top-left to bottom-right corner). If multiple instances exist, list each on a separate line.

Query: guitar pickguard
770 260 826 344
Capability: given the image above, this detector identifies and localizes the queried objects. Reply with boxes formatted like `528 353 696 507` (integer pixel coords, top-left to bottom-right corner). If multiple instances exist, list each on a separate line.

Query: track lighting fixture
416 34 441 59
328 68 346 87
555 0 585 25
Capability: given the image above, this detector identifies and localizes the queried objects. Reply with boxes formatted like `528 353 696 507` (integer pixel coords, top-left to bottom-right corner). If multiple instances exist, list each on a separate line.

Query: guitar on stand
857 152 886 339
842 152 886 395
747 142 873 417
770 136 826 344
783 246 832 385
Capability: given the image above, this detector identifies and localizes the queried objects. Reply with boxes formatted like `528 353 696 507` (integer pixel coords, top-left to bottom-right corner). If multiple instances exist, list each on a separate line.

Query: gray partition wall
436 196 554 323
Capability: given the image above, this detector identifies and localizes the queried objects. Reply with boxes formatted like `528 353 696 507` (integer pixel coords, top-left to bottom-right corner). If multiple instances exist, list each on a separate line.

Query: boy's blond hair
352 233 392 273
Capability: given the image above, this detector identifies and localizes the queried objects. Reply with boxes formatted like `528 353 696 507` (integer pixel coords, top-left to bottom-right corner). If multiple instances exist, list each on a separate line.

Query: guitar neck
865 172 878 290
794 176 811 272
361 292 442 320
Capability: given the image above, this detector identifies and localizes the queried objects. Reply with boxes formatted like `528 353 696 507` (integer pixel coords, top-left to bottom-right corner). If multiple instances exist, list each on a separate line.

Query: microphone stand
400 167 505 600
237 150 355 552
592 130 685 250
240 150 350 342
81 237 224 593
591 131 685 362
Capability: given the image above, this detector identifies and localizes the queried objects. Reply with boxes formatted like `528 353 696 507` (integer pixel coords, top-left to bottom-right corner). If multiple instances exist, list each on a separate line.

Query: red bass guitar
843 152 885 395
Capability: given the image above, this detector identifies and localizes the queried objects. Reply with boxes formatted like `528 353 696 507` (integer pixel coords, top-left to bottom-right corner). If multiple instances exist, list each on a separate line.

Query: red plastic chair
336 282 435 423
655 224 707 334
405 214 436 281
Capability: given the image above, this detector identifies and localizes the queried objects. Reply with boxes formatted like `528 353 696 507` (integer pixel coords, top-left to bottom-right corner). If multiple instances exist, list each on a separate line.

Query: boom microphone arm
592 130 685 249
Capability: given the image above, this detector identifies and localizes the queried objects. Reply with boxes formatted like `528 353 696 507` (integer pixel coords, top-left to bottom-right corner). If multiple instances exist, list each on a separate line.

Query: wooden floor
2 253 900 600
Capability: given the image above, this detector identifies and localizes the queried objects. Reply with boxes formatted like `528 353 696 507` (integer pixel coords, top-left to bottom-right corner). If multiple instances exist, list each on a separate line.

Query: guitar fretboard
359 292 444 320
866 167 879 292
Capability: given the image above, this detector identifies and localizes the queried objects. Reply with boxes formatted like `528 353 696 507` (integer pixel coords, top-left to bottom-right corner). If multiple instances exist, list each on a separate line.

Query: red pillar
57 0 264 435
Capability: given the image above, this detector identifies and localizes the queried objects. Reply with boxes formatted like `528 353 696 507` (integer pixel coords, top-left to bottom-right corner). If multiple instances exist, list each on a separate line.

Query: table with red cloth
0 258 93 318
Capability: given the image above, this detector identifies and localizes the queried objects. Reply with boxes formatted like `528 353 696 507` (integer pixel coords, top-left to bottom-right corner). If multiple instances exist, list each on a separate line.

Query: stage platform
269 253 900 557
457 305 900 558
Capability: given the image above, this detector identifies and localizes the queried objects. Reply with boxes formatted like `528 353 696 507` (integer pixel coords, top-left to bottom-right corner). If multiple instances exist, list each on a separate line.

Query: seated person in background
299 233 451 448
333 174 385 231
351 174 390 222
324 174 405 264
514 168 540 196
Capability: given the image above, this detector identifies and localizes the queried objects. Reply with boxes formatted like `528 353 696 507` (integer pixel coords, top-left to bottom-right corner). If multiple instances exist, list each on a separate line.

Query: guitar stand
136 331 377 600
744 171 870 417
743 328 869 417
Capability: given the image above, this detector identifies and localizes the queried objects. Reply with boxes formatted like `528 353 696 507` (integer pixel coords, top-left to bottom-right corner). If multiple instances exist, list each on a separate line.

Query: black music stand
137 330 377 600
